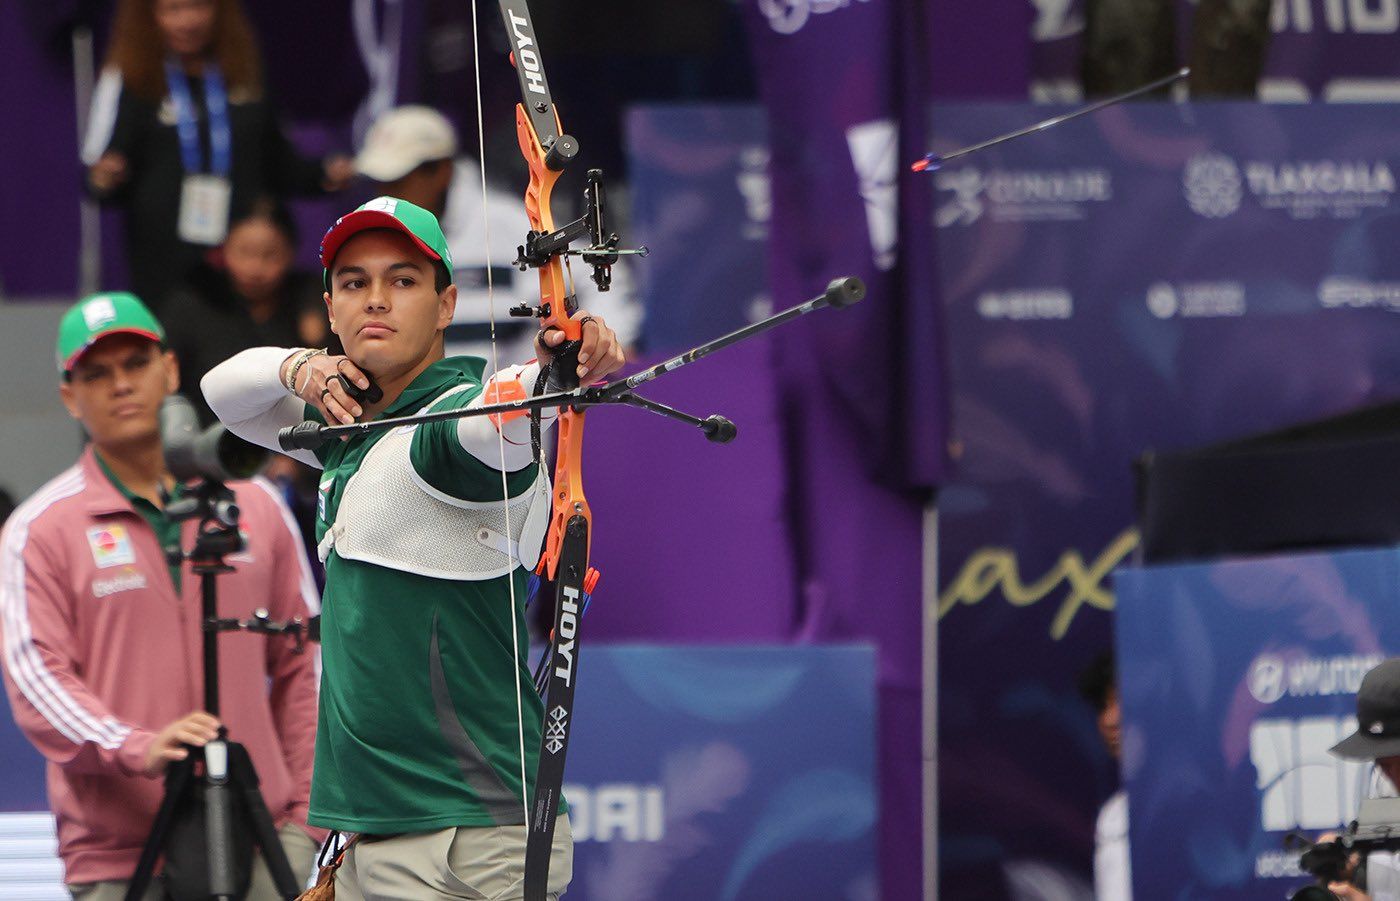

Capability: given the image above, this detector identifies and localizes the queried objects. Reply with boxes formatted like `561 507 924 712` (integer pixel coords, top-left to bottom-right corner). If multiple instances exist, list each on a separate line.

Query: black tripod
126 479 307 901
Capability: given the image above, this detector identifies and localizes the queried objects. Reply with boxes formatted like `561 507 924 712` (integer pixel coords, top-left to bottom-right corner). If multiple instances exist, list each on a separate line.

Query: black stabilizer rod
615 393 737 443
275 276 865 451
600 277 866 398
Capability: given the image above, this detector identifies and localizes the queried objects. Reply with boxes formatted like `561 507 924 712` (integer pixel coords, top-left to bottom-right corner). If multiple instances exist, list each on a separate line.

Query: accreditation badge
177 174 231 245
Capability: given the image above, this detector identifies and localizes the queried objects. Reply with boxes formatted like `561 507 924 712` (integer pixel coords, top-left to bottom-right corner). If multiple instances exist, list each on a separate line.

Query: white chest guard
318 391 551 581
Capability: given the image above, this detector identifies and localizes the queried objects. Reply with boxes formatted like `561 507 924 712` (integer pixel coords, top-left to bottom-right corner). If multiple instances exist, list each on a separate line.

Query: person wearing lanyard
166 57 235 248
83 0 354 311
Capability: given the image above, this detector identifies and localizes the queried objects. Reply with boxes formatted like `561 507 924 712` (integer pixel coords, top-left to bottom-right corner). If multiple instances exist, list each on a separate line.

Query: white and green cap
319 196 454 290
57 292 165 374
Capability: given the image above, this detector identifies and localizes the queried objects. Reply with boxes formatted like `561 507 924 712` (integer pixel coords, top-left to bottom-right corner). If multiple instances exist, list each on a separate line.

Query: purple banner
934 100 1400 894
739 0 949 893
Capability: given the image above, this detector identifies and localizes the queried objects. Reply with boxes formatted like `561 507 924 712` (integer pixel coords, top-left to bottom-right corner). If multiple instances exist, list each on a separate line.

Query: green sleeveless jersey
306 356 556 833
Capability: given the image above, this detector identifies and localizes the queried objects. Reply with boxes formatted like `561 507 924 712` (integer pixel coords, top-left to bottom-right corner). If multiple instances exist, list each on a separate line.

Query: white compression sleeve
201 347 322 469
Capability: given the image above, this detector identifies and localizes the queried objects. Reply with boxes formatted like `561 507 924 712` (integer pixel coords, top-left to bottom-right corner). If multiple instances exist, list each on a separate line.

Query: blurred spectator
0 486 15 529
82 0 354 311
163 198 326 425
163 198 328 553
0 292 320 899
1079 651 1131 901
354 105 641 366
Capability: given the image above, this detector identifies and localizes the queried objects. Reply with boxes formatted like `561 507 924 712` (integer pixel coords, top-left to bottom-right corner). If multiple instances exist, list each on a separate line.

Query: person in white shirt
1080 652 1131 901
352 105 641 367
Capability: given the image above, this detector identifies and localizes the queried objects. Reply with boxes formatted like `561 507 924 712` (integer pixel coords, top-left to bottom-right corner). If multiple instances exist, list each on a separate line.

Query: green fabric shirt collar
379 355 486 419
93 449 185 592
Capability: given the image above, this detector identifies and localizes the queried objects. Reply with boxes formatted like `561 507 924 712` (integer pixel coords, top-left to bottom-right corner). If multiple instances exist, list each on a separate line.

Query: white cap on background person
354 106 459 183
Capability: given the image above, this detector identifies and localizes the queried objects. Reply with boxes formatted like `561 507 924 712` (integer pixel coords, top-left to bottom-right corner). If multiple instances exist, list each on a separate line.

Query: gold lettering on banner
937 528 1140 639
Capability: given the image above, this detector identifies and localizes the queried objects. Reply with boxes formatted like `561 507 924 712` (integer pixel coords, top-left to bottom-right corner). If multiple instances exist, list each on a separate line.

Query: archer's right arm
201 347 324 468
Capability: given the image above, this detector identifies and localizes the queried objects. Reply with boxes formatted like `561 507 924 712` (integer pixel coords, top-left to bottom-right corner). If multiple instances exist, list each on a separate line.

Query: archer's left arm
452 311 628 471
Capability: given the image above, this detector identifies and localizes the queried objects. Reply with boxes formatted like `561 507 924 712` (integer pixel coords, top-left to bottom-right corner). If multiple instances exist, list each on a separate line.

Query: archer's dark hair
1078 651 1116 713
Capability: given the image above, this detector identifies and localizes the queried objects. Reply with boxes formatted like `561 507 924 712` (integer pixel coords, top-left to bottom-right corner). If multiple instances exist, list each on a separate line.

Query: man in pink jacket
0 292 322 900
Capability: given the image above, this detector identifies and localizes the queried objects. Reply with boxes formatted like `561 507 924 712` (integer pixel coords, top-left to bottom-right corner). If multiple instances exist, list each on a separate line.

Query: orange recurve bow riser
513 102 592 580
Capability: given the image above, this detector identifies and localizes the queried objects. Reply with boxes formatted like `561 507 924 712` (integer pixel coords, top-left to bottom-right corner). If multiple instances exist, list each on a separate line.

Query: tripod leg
229 743 302 899
204 739 240 899
126 755 195 901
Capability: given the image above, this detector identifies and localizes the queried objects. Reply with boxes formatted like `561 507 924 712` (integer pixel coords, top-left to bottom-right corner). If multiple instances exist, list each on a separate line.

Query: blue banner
1116 549 1400 899
562 645 877 900
0 645 877 898
627 105 770 354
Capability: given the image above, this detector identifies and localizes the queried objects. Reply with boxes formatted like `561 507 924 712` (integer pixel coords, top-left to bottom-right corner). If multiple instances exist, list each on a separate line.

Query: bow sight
510 168 649 299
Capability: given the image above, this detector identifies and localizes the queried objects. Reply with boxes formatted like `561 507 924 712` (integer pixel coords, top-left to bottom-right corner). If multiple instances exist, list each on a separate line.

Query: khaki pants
334 815 573 901
68 822 319 900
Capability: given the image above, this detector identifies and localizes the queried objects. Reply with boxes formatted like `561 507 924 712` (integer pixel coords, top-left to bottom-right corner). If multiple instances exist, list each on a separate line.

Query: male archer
202 196 625 900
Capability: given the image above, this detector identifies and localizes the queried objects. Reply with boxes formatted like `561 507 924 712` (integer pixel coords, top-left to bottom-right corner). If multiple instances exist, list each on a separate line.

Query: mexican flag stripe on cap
320 196 455 290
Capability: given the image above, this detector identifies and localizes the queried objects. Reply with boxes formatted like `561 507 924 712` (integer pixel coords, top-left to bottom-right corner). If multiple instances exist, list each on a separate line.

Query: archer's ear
325 291 338 336
438 284 457 332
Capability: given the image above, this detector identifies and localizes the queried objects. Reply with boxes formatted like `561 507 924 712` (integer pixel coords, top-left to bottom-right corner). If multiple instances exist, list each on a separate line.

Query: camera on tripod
122 397 311 901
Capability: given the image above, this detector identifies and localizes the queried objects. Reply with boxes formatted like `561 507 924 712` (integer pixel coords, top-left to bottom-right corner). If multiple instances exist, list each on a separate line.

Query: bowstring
468 0 533 837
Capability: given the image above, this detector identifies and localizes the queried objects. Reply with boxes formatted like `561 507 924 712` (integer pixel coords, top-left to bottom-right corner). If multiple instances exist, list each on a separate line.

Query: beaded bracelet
284 348 327 395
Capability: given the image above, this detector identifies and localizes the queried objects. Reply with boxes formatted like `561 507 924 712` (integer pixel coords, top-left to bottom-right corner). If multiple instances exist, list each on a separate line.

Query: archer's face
60 334 178 452
325 229 456 381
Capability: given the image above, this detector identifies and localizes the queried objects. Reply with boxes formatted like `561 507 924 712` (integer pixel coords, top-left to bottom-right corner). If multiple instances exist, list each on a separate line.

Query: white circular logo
1249 655 1287 704
1184 153 1244 218
1147 282 1179 319
757 0 810 34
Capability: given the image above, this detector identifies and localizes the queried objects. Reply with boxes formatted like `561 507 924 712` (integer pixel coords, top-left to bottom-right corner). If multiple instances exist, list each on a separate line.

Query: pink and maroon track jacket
0 447 321 885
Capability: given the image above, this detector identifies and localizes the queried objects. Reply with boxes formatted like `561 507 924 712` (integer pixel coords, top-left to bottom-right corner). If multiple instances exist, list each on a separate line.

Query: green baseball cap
56 292 165 374
319 196 454 290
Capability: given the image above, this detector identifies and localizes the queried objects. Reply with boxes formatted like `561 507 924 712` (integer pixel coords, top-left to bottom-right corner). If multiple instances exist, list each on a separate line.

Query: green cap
57 292 165 374
319 196 454 290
